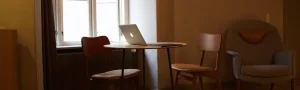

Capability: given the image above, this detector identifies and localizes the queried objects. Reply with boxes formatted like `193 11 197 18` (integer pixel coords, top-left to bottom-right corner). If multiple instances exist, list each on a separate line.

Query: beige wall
173 0 283 84
0 0 37 90
284 0 300 80
157 0 175 89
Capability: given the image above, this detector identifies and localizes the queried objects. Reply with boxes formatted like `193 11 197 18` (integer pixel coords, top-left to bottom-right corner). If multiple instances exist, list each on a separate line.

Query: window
55 0 129 46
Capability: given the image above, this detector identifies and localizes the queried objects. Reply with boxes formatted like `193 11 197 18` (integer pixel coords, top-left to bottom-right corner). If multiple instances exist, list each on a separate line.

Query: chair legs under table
198 76 204 90
192 76 197 90
291 79 295 90
141 48 176 90
236 79 240 90
270 83 274 90
217 79 222 90
175 71 180 88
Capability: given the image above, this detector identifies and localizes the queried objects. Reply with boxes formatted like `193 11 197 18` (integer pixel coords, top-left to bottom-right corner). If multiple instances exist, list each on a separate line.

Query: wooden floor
169 81 298 90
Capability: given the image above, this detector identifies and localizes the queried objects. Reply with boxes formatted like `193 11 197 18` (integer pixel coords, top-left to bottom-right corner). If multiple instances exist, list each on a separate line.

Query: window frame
55 0 129 46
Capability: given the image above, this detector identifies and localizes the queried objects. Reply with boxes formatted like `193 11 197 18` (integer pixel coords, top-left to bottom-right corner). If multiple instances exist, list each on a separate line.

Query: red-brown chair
81 36 141 90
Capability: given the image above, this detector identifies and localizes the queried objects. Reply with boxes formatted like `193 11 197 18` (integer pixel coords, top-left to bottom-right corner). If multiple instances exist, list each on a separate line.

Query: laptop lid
119 24 147 45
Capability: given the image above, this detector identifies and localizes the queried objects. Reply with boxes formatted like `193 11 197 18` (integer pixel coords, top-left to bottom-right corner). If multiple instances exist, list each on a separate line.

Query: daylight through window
55 0 128 46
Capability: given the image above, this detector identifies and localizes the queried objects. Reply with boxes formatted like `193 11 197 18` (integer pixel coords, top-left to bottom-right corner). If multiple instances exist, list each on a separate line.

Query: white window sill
56 45 82 50
56 41 128 50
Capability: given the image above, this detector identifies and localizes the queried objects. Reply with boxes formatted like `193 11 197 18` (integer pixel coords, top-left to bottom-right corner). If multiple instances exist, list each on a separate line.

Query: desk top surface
104 42 186 49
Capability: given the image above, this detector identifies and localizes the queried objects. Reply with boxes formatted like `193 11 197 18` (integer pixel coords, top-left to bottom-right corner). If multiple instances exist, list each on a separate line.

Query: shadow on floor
161 81 296 90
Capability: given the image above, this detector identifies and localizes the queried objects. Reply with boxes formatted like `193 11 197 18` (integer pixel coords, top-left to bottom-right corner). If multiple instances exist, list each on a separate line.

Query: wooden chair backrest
198 33 222 70
81 36 111 57
198 33 222 52
81 36 111 77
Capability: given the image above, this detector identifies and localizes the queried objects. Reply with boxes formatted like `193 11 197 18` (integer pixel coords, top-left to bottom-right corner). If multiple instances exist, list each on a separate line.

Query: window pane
96 0 119 41
63 0 90 42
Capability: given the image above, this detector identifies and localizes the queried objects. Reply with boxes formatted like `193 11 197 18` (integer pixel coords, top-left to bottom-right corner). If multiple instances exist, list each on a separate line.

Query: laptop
119 24 184 46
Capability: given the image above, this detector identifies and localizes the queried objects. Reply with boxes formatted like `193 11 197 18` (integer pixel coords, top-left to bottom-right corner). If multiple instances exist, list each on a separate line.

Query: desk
104 42 186 90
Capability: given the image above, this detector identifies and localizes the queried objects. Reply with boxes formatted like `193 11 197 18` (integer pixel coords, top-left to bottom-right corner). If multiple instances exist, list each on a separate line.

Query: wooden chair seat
172 64 214 72
91 69 141 80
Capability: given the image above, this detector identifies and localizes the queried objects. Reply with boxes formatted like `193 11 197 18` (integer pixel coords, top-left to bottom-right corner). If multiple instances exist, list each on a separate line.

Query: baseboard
147 79 299 90
151 82 228 90
153 81 293 90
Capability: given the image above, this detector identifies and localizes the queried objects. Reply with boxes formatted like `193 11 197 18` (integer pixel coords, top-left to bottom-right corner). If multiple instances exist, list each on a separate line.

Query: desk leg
167 48 174 90
121 49 125 90
142 49 146 90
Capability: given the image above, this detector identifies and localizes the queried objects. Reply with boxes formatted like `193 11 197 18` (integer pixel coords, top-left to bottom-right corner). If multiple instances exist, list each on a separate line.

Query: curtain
41 0 57 90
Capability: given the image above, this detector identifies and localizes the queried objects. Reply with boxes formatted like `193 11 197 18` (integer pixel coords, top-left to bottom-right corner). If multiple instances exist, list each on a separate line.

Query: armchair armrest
274 51 296 67
227 50 240 56
227 50 242 78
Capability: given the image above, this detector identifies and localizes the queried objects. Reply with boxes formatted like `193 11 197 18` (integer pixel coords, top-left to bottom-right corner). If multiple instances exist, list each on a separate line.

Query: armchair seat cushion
241 65 292 77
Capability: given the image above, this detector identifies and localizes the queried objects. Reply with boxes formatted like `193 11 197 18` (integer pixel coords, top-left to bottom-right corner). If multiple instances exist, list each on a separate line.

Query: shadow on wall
144 49 158 89
219 30 235 83
18 44 37 90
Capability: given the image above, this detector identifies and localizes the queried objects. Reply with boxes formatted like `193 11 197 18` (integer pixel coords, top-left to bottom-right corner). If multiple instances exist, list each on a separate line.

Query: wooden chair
172 33 222 90
81 36 141 90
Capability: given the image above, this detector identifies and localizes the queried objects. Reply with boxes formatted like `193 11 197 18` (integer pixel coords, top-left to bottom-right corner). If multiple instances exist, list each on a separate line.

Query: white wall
129 0 158 89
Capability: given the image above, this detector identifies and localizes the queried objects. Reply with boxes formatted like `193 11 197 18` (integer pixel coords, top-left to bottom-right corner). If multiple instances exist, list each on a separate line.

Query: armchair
226 20 295 90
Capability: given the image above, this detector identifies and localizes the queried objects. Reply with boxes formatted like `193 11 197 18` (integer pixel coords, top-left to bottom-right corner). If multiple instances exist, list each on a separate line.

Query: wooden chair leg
192 76 198 90
175 71 180 88
291 79 295 90
236 79 240 90
217 80 222 90
108 84 115 90
88 79 92 90
135 78 139 90
198 76 203 90
132 79 137 90
270 83 274 90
